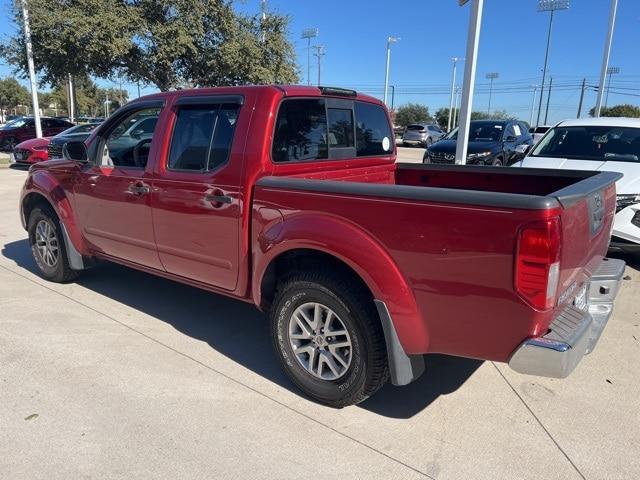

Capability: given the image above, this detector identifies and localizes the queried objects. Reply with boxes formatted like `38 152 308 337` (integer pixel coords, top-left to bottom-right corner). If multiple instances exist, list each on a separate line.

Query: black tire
270 270 389 407
28 206 80 283
402 141 410 147
425 137 433 147
492 157 503 166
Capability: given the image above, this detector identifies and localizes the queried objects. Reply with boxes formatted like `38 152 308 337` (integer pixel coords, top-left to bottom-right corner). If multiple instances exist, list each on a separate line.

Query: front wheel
492 157 503 166
270 271 388 407
28 206 80 283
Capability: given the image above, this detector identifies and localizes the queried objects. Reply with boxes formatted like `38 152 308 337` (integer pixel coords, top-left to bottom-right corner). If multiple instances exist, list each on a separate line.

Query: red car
19 86 624 406
0 116 74 151
11 123 101 166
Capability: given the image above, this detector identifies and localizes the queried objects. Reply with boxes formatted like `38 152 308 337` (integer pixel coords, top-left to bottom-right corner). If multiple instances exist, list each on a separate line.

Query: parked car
402 123 444 147
530 125 551 144
19 85 623 407
423 120 533 166
0 116 74 151
514 117 640 252
11 123 102 166
46 122 102 160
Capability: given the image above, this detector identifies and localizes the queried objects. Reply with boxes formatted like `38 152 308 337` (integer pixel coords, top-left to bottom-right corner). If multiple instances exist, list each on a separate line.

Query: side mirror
62 141 88 162
515 144 531 155
130 128 144 139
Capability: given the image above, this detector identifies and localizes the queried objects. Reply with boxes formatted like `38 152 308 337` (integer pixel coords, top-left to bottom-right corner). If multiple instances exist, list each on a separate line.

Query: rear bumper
508 257 625 378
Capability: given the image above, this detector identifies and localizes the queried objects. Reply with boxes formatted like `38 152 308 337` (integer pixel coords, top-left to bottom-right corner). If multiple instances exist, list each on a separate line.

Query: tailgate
553 171 621 313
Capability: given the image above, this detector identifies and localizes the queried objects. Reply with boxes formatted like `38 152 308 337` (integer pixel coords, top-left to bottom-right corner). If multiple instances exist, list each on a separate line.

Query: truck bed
254 164 620 362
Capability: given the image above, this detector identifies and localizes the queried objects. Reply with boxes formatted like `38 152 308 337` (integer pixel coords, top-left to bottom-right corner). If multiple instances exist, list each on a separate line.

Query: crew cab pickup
20 85 625 407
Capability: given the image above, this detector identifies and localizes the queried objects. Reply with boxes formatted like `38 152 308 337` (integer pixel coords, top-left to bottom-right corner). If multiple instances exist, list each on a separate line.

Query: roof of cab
557 117 640 128
134 84 384 106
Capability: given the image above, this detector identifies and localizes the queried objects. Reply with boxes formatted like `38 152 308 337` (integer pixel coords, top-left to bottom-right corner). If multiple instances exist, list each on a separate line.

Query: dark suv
423 120 533 166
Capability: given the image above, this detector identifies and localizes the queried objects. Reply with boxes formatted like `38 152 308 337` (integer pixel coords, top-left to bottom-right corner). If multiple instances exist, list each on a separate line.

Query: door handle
205 193 232 205
127 182 151 196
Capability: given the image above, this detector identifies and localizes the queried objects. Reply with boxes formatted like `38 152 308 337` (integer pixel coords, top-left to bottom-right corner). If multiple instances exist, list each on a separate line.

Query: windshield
1 118 29 129
443 123 504 142
530 125 640 162
55 123 99 137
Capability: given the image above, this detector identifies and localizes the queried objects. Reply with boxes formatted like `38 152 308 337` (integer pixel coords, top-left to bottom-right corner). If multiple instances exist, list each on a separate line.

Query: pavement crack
0 264 433 479
491 362 587 480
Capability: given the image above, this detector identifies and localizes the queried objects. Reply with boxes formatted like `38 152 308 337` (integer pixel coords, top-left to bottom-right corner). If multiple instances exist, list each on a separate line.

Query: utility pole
448 57 463 132
544 76 553 125
137 80 141 98
313 45 325 86
260 0 267 43
485 72 499 115
536 0 569 127
383 36 400 106
577 78 586 118
301 28 319 86
529 85 538 126
390 85 395 110
20 0 42 138
453 86 461 128
605 66 620 107
104 93 109 118
67 74 75 122
595 0 618 117
455 0 484 165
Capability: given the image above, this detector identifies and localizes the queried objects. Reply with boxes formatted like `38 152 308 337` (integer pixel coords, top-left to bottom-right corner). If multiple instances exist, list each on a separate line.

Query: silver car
402 124 444 147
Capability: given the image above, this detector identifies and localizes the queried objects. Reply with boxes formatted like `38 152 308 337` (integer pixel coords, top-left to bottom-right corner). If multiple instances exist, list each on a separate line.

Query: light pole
20 0 42 138
485 72 498 115
383 36 400 106
448 57 463 132
453 86 461 128
595 0 618 117
529 85 538 126
535 0 569 127
301 28 319 86
605 66 619 107
313 45 325 86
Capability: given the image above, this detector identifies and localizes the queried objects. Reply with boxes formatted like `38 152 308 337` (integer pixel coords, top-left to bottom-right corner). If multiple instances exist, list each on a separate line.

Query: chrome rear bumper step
509 257 625 378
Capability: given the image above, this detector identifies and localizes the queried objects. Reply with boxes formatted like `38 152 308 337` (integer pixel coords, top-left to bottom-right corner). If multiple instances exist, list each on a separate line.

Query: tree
1 0 298 93
394 103 432 128
0 77 30 119
589 104 640 118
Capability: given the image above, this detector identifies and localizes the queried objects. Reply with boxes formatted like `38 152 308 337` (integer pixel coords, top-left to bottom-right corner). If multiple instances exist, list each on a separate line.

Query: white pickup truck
515 117 640 252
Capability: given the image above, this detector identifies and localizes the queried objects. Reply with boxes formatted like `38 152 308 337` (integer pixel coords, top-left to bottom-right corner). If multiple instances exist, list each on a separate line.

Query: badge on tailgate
588 190 605 235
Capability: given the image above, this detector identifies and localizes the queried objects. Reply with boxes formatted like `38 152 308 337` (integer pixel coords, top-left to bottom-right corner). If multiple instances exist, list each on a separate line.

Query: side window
41 119 54 128
168 104 239 172
272 99 328 162
512 123 522 137
505 124 516 139
100 107 161 168
354 101 393 156
327 108 354 148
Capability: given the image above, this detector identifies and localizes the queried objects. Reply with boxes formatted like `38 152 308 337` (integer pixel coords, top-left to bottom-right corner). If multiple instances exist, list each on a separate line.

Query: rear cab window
272 97 393 162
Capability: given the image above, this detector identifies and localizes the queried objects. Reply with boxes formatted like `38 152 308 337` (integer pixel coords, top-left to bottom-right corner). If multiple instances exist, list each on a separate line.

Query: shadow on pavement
3 238 480 418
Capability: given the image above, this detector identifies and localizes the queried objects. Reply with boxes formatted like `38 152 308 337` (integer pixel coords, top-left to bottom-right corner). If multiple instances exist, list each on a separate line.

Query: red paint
20 86 615 364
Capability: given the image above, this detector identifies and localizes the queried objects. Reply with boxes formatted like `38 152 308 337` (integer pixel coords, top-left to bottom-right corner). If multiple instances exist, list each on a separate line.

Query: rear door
151 95 246 291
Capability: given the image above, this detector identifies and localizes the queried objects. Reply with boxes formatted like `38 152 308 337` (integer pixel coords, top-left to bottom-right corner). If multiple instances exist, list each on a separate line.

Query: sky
2 0 639 125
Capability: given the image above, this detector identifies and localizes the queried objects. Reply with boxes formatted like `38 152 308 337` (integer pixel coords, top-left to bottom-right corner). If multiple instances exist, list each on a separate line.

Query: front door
151 98 245 291
73 105 163 269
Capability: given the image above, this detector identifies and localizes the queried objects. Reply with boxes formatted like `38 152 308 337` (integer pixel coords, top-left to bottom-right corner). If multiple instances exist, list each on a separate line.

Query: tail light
515 217 561 310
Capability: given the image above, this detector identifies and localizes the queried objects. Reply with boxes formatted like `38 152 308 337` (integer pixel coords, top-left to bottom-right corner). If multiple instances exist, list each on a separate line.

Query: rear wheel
492 157 503 166
270 270 388 407
28 206 80 283
2 136 17 152
425 137 433 147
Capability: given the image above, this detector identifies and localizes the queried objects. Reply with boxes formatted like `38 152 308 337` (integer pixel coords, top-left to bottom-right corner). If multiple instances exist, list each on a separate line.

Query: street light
383 36 400 106
485 72 499 115
535 0 569 127
301 28 319 86
529 85 538 126
313 45 325 86
605 66 620 107
448 57 463 132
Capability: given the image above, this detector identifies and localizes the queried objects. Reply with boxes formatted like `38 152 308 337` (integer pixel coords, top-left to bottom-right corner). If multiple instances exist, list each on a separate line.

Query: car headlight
466 151 492 160
616 194 640 213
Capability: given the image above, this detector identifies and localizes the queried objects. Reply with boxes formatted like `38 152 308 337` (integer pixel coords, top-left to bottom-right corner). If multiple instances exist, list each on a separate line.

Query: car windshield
1 118 28 129
55 123 99 137
443 123 504 142
530 125 640 162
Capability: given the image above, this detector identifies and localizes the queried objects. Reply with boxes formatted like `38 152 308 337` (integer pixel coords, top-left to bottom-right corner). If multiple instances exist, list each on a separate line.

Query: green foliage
589 104 640 118
0 77 29 113
1 0 299 92
394 103 432 128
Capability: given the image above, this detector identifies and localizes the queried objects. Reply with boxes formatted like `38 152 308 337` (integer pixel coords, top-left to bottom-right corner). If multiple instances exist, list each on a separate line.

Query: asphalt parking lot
1 164 639 479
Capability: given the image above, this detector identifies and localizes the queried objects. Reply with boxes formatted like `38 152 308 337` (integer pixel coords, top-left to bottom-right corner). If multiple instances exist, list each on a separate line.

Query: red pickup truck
20 85 625 407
